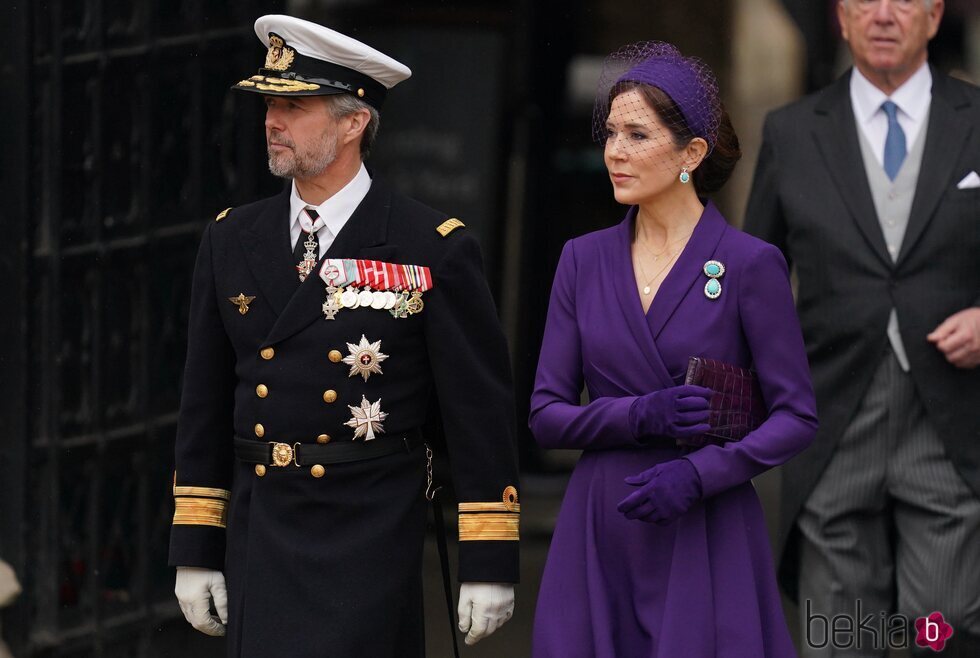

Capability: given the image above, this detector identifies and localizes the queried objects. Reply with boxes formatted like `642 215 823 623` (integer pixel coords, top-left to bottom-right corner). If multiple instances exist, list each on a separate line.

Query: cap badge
265 33 296 72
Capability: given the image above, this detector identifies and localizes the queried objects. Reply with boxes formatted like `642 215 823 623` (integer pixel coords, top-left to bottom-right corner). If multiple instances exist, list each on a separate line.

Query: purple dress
530 202 818 658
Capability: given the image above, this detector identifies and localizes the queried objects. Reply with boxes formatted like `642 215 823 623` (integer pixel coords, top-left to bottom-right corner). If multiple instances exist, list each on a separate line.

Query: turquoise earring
679 167 691 184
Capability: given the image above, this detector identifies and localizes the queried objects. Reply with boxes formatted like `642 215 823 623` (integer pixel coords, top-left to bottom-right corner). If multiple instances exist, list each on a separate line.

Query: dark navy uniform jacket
168 179 520 658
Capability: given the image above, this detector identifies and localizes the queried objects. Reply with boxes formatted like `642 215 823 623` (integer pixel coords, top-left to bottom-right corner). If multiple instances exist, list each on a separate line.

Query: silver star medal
345 395 387 441
342 335 388 381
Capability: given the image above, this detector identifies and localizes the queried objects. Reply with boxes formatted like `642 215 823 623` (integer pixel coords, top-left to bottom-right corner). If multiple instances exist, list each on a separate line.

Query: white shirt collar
850 62 932 126
289 163 372 247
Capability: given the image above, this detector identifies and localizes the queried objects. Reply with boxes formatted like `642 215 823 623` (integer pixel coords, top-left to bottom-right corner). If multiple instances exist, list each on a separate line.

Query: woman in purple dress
529 42 819 658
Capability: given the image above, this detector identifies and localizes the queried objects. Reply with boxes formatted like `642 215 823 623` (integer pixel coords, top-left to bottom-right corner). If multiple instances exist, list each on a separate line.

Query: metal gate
0 1 281 655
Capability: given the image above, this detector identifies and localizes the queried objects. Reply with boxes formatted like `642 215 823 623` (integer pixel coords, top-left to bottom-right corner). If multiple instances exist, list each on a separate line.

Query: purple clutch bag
678 356 766 448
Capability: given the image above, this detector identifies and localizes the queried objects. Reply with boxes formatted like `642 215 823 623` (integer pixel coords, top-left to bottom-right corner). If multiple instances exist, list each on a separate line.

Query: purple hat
594 41 721 151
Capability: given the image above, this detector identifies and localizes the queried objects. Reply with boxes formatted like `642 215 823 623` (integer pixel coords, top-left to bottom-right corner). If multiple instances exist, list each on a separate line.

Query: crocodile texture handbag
678 356 766 448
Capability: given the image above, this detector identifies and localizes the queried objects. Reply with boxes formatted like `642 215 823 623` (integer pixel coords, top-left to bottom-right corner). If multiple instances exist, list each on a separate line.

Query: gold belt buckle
270 442 293 467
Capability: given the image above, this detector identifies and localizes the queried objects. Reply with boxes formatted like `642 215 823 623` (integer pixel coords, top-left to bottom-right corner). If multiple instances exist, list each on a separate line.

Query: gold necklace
635 245 683 296
636 230 692 261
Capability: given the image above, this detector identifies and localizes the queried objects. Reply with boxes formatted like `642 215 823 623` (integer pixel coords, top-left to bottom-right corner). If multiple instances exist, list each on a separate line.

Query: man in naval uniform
169 15 520 657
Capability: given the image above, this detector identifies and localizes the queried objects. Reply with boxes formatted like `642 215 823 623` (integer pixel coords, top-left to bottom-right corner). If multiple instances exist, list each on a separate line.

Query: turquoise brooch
703 260 725 299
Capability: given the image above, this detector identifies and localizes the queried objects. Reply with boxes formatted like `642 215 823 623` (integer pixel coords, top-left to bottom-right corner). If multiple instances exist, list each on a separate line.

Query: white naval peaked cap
232 14 411 110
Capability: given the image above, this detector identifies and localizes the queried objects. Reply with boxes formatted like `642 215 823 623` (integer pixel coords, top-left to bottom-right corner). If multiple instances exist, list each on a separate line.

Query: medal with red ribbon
318 259 434 320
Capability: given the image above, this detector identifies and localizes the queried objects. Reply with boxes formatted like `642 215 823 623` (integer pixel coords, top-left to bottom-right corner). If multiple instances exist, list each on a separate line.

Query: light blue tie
881 100 906 181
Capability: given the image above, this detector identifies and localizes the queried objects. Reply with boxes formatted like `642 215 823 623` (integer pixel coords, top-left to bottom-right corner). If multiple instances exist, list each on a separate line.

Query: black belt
234 433 423 467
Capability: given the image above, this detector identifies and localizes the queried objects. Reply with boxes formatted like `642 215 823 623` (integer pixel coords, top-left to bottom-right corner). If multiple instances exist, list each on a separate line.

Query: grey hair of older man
842 0 935 7
324 94 381 159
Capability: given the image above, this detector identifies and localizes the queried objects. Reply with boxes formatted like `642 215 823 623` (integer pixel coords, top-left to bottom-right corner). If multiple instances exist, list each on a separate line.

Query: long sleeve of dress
685 242 818 498
529 241 642 450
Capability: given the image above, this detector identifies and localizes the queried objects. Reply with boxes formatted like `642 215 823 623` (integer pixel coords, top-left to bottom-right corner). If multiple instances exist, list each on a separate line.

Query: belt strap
234 433 422 466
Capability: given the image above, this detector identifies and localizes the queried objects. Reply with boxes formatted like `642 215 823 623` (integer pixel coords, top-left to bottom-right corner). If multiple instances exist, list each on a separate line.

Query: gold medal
406 290 424 315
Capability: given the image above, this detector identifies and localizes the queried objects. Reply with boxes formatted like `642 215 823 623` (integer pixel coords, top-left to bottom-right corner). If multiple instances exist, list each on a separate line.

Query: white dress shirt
289 163 372 258
850 63 932 167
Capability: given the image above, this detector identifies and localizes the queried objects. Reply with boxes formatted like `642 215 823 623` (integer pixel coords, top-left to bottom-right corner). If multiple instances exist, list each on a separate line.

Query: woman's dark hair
608 81 741 195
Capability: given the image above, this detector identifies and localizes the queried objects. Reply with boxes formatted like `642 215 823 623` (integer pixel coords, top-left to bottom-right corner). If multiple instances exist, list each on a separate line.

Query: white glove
175 567 228 637
457 582 515 646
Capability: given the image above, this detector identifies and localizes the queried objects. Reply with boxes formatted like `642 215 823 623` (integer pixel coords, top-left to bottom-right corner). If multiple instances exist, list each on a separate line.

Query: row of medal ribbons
318 258 433 320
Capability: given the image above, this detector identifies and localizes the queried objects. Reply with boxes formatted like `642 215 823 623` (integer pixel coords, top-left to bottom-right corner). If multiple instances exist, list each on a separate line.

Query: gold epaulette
172 473 231 529
458 486 520 542
436 217 465 237
215 207 233 222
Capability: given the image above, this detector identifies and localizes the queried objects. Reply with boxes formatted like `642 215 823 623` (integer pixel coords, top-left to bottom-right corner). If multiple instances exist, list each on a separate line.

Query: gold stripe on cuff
173 497 228 528
458 513 520 541
458 502 521 514
173 485 231 500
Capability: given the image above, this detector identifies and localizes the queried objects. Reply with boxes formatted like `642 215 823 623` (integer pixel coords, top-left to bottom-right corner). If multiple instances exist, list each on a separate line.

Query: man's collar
850 62 932 124
289 163 372 231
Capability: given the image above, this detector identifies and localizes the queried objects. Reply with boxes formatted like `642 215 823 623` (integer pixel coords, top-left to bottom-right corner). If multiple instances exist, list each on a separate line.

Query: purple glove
617 458 703 524
628 385 712 441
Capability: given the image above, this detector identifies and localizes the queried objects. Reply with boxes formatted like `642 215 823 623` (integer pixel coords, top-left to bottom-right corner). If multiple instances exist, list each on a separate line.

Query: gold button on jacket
256 384 269 398
317 434 331 444
322 389 337 403
311 464 325 478
260 347 275 360
254 423 265 438
328 349 342 363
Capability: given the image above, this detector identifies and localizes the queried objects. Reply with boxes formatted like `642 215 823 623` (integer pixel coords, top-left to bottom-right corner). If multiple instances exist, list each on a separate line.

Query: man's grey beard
267 129 338 179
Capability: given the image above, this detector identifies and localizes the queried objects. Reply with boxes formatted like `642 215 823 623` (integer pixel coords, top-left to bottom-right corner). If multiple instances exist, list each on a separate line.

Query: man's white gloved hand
457 582 515 646
175 567 228 637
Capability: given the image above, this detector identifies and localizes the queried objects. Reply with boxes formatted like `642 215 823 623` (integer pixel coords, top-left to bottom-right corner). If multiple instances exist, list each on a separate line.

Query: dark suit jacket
744 68 980 600
168 179 520 657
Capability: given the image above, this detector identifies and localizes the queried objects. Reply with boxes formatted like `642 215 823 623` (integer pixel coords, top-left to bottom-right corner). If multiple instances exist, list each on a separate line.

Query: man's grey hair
842 0 934 7
324 94 381 160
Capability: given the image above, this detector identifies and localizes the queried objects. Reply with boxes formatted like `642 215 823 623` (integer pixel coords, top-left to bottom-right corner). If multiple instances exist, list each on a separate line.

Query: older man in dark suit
745 0 980 655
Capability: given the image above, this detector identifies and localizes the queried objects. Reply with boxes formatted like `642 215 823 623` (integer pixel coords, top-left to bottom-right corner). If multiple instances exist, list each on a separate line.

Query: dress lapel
811 72 893 270
608 207 675 390
646 201 727 341
263 179 392 346
897 71 973 265
238 186 297 316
